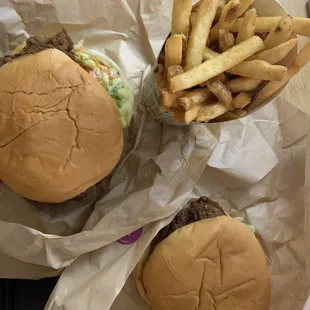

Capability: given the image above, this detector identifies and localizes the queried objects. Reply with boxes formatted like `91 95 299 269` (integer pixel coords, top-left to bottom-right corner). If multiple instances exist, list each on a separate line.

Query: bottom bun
134 216 270 310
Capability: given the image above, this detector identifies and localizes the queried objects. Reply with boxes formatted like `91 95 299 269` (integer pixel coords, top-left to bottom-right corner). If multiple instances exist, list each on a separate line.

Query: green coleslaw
73 41 134 127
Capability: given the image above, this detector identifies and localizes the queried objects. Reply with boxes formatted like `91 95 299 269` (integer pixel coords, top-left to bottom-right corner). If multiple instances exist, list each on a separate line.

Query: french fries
206 78 233 109
210 0 241 41
248 38 298 64
165 35 183 69
232 92 252 109
170 36 264 92
227 77 263 93
196 102 229 123
250 42 310 110
184 105 204 124
263 16 293 50
231 17 310 37
185 0 220 70
219 29 235 52
229 60 287 81
161 88 187 108
154 0 310 124
171 0 193 37
178 88 212 110
236 8 257 44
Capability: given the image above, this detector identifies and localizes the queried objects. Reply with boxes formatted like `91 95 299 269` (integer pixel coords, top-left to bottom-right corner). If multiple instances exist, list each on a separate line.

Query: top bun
136 216 270 310
0 49 123 203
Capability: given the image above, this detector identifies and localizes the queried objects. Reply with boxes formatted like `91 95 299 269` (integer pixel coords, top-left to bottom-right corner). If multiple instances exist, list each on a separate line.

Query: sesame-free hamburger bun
0 48 123 203
134 215 270 310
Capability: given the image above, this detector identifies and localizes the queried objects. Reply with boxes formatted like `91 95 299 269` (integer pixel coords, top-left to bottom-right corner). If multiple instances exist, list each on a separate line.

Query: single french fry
206 78 233 109
184 105 203 123
170 36 264 92
236 0 255 18
210 0 241 41
178 88 212 110
219 29 235 52
167 65 184 83
248 39 298 64
171 0 193 37
264 16 293 50
227 77 263 93
161 88 187 108
165 34 183 69
229 60 287 81
232 92 252 109
202 47 220 61
215 0 226 22
185 0 220 70
231 17 310 37
196 102 229 122
250 42 310 109
202 47 288 81
236 8 256 44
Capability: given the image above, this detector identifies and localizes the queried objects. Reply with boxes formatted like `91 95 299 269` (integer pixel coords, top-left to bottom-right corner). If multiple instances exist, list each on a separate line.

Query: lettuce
73 41 134 127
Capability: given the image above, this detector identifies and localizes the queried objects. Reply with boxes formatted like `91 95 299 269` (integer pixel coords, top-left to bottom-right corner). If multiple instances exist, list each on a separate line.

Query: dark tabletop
0 278 59 310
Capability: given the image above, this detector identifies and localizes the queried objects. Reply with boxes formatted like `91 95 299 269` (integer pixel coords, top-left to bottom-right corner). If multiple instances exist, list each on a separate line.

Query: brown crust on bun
0 49 123 203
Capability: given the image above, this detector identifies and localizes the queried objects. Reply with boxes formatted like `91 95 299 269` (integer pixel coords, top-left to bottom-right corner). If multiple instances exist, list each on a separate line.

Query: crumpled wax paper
0 0 309 309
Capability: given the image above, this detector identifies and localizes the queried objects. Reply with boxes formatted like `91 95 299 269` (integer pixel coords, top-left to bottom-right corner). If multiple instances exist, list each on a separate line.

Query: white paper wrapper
0 0 310 310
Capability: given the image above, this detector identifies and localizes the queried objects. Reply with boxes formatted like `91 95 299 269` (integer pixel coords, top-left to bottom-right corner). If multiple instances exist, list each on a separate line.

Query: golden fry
210 0 241 41
219 29 235 52
196 102 229 122
165 34 183 69
227 77 263 93
264 16 293 50
160 88 187 108
184 105 203 123
250 42 310 109
232 92 252 109
185 0 220 70
178 88 212 110
248 38 298 64
171 36 264 92
202 47 220 61
236 8 257 44
206 78 233 109
171 0 193 36
229 60 287 81
231 17 310 37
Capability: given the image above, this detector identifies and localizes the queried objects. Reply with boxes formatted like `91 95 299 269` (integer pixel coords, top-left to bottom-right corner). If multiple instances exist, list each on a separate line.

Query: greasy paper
0 0 309 310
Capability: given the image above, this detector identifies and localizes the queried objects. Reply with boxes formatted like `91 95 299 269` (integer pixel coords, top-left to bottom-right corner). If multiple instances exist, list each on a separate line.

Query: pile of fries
155 0 310 124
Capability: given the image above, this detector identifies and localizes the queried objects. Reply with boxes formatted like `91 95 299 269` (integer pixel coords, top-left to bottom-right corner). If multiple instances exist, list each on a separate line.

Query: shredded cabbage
73 41 134 127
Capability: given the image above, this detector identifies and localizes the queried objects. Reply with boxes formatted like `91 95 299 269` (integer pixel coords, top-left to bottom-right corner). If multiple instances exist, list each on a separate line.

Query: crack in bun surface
0 49 123 203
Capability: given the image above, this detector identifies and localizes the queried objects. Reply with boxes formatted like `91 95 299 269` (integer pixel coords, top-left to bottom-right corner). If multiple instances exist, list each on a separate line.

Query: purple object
117 228 143 245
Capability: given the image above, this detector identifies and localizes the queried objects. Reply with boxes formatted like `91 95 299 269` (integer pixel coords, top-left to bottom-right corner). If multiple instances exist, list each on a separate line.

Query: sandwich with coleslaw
0 29 134 203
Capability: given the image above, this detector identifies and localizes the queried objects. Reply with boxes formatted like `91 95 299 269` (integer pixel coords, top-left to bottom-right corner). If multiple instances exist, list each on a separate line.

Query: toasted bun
135 216 270 310
0 49 123 203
